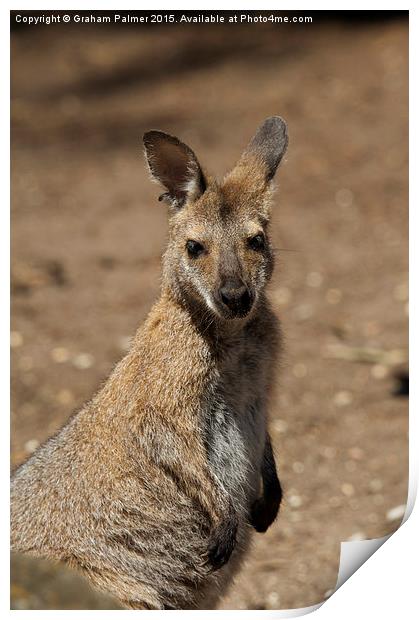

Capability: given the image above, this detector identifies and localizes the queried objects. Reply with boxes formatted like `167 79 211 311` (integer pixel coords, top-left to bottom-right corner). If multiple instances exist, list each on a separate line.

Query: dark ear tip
143 130 165 148
143 130 182 150
264 116 288 139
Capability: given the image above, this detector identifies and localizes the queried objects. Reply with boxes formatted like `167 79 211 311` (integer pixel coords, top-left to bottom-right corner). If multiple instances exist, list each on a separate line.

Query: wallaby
11 116 288 610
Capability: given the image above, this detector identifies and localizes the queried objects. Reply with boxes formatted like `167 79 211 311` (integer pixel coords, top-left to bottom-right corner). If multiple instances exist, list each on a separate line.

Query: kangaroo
11 116 288 610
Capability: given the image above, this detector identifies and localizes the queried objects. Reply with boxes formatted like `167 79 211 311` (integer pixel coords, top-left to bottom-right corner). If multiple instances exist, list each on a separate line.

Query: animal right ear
240 116 288 182
143 131 206 209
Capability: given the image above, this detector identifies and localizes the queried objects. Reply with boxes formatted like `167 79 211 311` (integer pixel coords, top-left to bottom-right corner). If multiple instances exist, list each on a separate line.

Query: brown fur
11 117 288 609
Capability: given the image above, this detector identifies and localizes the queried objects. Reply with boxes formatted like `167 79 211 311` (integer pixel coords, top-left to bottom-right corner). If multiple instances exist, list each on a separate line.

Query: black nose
219 282 252 315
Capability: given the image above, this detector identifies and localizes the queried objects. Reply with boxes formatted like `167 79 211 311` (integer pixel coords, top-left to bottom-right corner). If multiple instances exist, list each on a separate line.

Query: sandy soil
11 15 408 610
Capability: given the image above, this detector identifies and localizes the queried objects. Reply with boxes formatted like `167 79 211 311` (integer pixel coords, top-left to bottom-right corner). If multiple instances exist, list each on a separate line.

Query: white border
5 3 414 618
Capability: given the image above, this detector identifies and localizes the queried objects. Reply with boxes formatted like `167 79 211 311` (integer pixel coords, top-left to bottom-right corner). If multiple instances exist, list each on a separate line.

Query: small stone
348 531 366 541
341 483 355 497
288 494 303 508
293 461 305 474
323 446 337 459
11 331 23 348
13 598 29 610
118 336 132 351
267 591 280 607
51 347 70 363
57 389 74 405
72 353 94 369
364 321 380 337
345 460 357 473
335 188 353 208
368 513 379 524
326 288 343 304
296 562 308 578
329 496 342 508
334 391 353 407
386 504 406 522
273 419 288 434
306 271 323 287
371 364 388 379
348 447 364 460
295 303 314 321
369 478 383 492
273 287 292 306
24 439 40 454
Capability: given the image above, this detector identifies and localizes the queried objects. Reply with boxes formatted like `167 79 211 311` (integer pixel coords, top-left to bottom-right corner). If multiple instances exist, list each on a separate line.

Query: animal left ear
240 116 288 181
143 130 206 208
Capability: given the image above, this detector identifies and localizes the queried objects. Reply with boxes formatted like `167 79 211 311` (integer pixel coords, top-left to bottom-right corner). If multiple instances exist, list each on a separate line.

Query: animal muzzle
216 280 254 318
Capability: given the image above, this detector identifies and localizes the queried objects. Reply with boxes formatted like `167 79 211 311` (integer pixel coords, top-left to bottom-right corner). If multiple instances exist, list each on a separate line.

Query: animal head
143 117 288 321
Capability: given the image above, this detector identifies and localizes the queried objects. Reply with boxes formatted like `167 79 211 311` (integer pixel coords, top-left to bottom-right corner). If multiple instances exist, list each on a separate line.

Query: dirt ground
11 14 408 610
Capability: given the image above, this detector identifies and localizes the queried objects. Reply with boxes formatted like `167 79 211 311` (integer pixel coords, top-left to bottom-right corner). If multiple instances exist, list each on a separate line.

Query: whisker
272 247 299 254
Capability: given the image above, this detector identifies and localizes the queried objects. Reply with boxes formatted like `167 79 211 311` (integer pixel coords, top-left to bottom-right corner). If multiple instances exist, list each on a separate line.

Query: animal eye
248 234 265 251
186 240 205 258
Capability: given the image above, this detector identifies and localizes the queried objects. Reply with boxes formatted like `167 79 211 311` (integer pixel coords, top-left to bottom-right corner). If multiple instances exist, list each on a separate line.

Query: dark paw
207 511 238 571
250 497 280 533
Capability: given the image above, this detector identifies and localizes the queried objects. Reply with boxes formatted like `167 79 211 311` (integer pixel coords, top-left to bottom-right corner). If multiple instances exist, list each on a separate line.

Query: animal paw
207 511 238 571
250 497 280 533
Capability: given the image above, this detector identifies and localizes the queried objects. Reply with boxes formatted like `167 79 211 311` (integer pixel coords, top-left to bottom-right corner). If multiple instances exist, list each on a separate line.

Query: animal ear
143 131 206 208
240 116 288 181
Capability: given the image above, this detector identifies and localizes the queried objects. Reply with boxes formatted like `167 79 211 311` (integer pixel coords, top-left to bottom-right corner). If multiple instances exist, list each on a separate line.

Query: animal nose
219 282 252 315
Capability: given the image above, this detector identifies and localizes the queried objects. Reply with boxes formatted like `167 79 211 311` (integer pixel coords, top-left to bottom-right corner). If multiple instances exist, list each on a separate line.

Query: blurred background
11 11 408 610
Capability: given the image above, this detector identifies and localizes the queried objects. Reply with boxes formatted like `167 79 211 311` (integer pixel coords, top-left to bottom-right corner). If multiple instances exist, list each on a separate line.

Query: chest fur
201 338 271 513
